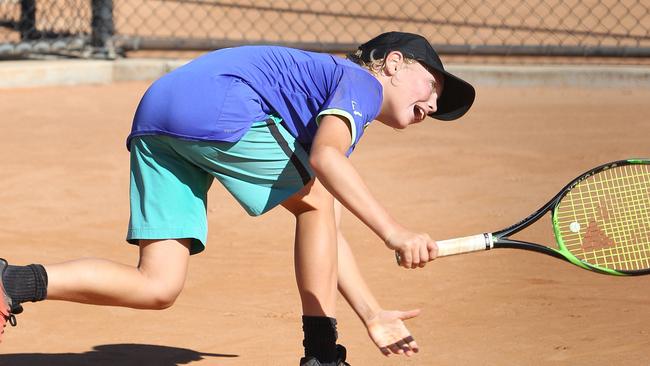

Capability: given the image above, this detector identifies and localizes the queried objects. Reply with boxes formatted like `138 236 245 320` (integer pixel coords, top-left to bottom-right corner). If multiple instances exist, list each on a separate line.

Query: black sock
302 315 338 364
2 264 48 304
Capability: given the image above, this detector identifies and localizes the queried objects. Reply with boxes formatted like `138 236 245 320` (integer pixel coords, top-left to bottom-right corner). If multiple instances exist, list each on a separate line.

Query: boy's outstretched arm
335 201 420 357
310 115 437 268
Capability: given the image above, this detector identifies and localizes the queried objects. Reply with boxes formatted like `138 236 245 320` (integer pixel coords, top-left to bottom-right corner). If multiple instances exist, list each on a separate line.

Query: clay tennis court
0 79 649 365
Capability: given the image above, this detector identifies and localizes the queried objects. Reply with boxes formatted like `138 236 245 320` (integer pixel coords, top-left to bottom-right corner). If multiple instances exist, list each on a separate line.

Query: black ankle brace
3 264 48 304
302 315 338 363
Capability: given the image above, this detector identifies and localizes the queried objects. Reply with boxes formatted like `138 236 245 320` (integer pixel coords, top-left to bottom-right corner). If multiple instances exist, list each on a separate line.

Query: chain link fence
1 0 650 61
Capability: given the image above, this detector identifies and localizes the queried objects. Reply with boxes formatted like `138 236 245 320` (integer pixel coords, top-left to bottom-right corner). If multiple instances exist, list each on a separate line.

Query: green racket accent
552 160 650 275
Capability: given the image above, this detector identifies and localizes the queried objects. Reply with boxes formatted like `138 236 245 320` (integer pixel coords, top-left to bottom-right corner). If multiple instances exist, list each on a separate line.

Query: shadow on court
0 343 238 366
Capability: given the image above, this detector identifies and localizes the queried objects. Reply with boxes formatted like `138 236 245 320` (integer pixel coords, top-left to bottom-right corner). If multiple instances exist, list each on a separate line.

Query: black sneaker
299 345 350 366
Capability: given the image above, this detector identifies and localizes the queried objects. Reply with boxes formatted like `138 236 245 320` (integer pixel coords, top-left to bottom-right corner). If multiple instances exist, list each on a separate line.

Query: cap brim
430 70 475 121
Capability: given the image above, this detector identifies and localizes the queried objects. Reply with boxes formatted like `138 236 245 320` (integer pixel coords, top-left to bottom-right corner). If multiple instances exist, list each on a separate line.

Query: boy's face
377 52 444 129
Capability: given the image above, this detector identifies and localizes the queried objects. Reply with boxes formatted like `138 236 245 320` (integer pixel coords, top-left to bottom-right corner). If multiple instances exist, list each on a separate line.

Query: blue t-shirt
127 46 383 155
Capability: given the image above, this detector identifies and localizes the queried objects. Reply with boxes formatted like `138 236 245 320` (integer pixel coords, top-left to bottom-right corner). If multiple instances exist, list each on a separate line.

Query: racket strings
584 165 650 270
555 164 650 271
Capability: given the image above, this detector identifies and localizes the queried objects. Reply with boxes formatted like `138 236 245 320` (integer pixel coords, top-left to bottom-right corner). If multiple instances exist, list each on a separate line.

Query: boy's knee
138 272 184 310
136 238 190 309
146 284 182 310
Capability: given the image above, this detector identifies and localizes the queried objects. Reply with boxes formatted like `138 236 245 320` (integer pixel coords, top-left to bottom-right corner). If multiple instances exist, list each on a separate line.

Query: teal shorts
127 116 314 254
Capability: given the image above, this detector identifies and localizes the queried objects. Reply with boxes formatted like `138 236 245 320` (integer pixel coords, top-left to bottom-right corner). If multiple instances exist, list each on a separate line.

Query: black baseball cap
357 31 475 121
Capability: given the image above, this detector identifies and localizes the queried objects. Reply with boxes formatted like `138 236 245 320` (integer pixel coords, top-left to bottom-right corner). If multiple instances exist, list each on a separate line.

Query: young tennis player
1 31 474 364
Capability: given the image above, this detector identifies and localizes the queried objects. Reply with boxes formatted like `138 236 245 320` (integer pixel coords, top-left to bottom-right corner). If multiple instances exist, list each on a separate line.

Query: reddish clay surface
1 81 649 365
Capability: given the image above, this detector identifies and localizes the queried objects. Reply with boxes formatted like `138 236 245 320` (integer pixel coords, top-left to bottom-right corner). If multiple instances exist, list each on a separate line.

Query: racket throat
483 233 495 250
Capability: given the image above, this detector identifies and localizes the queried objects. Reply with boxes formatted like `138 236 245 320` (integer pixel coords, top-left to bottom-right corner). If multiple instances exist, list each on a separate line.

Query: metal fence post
91 0 116 57
19 0 36 40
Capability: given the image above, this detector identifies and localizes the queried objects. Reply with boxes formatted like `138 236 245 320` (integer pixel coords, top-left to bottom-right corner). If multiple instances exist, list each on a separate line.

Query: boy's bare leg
283 179 337 316
45 239 191 309
283 179 342 364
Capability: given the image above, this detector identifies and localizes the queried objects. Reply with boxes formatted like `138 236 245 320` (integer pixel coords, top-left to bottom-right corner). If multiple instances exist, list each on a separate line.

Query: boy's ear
383 51 404 76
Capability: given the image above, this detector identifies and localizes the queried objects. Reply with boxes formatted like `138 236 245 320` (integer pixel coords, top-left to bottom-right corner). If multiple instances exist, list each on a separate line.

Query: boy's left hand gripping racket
395 159 650 276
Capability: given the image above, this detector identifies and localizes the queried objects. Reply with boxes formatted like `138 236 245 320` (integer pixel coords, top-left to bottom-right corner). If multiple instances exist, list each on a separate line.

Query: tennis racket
395 159 650 276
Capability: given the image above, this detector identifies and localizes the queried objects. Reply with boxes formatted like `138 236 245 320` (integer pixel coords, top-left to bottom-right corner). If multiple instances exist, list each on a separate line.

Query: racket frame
395 159 650 275
489 158 650 276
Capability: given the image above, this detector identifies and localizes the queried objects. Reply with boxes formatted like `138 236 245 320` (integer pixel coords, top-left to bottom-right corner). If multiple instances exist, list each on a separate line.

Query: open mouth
413 105 426 122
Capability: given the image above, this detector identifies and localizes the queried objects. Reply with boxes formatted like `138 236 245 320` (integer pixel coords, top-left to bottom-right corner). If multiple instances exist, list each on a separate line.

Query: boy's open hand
385 229 437 268
366 308 421 357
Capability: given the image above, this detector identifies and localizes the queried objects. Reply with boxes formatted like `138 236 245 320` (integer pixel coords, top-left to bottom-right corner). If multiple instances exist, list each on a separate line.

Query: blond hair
346 49 417 76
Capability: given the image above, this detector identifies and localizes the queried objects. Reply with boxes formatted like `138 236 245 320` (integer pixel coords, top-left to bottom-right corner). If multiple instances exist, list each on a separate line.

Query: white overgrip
436 233 493 257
